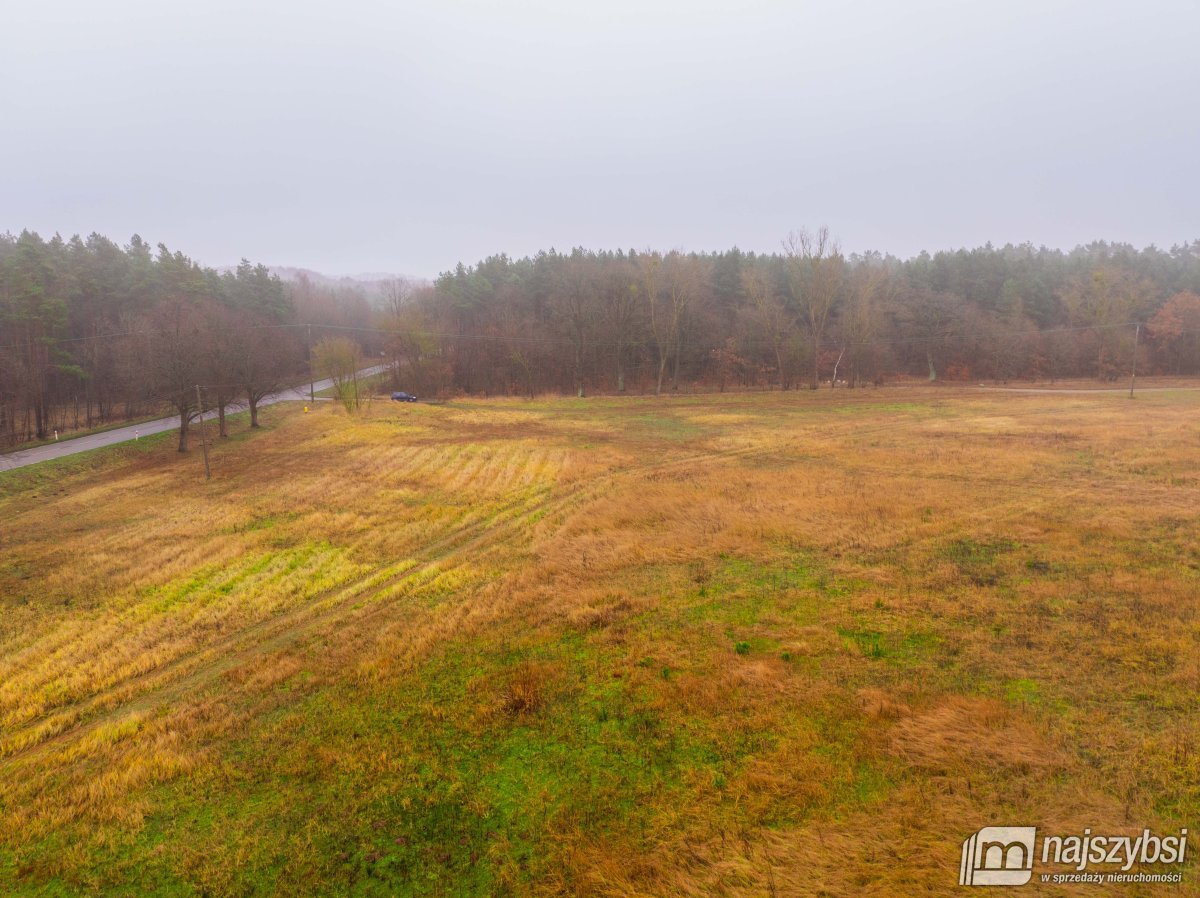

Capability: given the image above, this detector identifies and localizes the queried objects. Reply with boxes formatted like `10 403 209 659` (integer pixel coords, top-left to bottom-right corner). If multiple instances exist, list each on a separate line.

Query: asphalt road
0 367 386 472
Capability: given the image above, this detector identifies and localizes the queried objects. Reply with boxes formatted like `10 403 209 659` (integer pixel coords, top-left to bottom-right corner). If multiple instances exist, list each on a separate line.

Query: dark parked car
391 391 418 402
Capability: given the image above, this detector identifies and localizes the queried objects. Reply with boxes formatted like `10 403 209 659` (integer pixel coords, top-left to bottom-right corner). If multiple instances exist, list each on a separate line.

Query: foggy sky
3 0 1198 278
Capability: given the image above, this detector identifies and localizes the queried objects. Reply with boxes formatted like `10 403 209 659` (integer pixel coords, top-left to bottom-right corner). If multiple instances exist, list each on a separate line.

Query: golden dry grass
0 385 1197 896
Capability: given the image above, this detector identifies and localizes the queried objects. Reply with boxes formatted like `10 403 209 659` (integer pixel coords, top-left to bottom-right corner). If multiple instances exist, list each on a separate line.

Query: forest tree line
5 228 1200 450
385 232 1200 398
0 231 376 449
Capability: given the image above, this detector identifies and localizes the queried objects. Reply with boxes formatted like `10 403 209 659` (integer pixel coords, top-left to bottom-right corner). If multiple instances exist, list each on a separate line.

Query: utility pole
1129 322 1140 399
195 384 211 481
307 324 315 402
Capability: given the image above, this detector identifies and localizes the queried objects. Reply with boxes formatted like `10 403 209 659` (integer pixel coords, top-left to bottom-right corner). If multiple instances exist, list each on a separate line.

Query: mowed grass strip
0 387 1197 896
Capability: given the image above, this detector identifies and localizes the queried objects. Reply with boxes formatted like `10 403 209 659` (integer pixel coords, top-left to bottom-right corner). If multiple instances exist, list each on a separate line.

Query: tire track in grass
0 446 531 742
0 427 861 771
0 483 550 764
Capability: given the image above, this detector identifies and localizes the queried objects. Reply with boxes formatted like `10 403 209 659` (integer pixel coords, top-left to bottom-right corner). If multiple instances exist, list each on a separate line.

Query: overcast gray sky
3 0 1198 277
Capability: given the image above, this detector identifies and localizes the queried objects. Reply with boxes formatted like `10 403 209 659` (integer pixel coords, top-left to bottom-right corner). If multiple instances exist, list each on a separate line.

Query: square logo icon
960 827 1037 886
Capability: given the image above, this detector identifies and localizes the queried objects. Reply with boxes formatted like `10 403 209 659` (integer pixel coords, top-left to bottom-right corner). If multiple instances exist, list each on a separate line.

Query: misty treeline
387 233 1200 399
6 228 1200 452
0 231 375 449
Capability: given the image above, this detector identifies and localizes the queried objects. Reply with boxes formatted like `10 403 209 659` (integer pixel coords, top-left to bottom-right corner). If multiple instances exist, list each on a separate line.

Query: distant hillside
218 265 430 296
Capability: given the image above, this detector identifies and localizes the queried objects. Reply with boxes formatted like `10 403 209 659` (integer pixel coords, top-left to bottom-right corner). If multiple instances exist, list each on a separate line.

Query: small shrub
838 627 885 659
499 661 556 718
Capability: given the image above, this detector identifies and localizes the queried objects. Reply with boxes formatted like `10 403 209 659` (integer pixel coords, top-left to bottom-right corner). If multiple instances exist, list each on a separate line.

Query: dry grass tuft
889 696 1062 775
855 687 910 721
497 660 561 718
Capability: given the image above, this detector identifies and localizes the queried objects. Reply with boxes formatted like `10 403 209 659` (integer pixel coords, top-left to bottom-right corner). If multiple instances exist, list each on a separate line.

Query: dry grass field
0 386 1197 896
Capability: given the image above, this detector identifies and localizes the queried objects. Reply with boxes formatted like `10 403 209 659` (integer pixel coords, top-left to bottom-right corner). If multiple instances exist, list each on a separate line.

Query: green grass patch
942 537 1020 585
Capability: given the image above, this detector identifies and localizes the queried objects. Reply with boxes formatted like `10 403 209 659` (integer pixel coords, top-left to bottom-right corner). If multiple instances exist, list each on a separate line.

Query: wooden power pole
195 384 211 481
1129 322 1140 399
308 324 315 402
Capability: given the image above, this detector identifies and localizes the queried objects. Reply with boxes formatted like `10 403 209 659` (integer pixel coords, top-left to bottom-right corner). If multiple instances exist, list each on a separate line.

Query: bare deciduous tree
143 298 209 452
313 336 364 412
551 253 597 398
783 227 845 388
742 264 794 389
601 259 640 393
